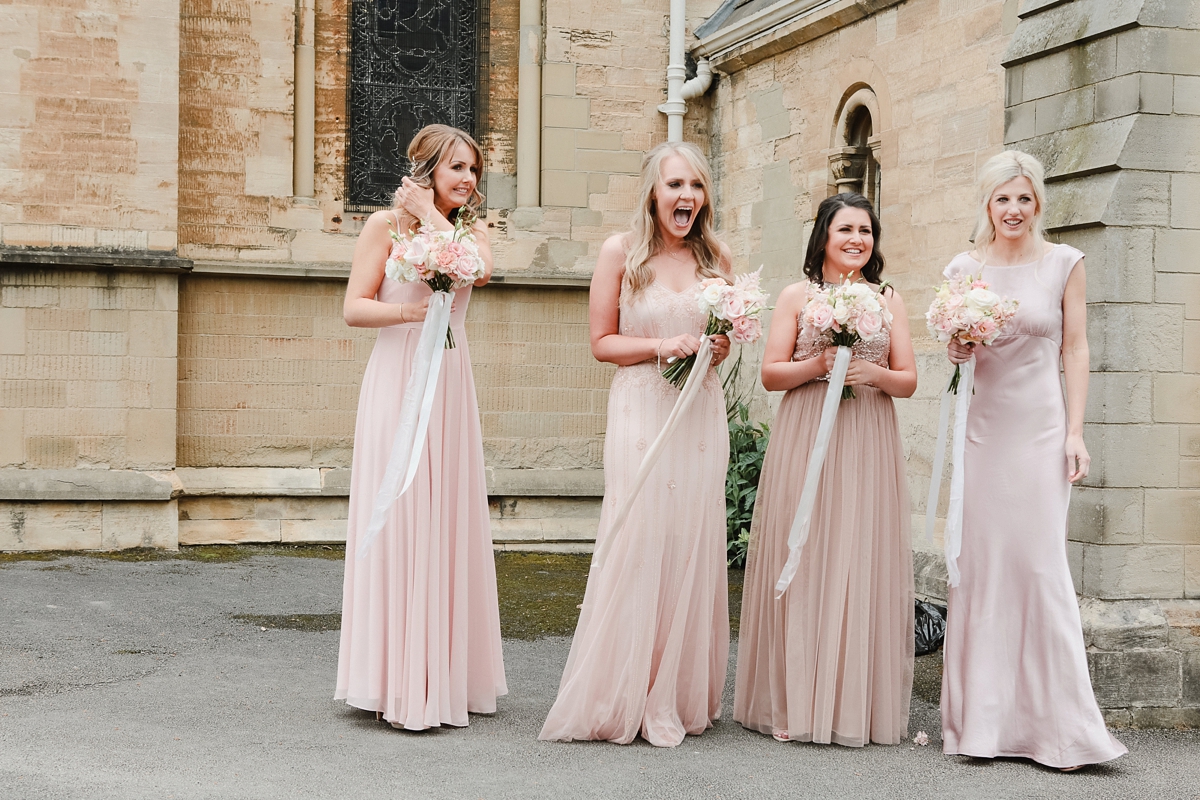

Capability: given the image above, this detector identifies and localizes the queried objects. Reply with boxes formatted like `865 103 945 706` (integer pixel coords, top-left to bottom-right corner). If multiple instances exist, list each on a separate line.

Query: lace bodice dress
540 280 730 747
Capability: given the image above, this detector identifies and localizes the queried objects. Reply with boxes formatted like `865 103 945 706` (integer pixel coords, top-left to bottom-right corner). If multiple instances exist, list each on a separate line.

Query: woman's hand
709 333 731 365
843 358 882 387
1066 433 1091 484
661 333 702 360
400 296 431 323
396 176 436 223
947 340 975 364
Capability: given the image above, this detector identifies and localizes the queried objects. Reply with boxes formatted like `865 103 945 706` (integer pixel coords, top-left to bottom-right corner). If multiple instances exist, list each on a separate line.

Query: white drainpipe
659 0 714 142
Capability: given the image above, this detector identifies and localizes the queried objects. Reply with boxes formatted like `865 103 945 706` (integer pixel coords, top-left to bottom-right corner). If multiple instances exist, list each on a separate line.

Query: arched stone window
828 86 882 212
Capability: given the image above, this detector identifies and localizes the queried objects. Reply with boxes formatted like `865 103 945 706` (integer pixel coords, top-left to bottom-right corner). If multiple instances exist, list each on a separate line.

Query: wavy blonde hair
971 150 1047 263
623 141 725 296
394 124 485 223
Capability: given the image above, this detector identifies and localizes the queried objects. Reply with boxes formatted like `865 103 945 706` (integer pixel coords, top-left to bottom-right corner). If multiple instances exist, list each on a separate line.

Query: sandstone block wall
176 276 372 467
0 0 179 252
1 269 178 470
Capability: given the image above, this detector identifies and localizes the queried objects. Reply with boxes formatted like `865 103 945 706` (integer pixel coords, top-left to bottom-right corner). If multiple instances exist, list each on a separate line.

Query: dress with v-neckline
540 269 729 747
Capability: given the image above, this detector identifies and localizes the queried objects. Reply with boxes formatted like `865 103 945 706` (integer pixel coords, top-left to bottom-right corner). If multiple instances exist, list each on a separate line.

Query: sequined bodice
793 323 892 375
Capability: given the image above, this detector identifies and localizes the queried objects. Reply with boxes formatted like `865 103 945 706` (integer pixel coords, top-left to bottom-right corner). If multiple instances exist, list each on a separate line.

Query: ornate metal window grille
347 0 487 210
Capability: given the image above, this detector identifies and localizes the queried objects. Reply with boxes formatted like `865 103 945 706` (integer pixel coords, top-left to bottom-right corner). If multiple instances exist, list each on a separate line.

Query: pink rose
722 294 746 320
808 304 835 331
455 255 478 280
857 310 883 340
973 317 997 341
389 240 407 259
436 249 456 268
731 315 761 343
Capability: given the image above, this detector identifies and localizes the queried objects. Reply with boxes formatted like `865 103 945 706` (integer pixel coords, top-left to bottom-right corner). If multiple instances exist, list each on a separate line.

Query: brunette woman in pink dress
734 192 917 746
539 142 733 747
941 150 1125 769
336 125 506 730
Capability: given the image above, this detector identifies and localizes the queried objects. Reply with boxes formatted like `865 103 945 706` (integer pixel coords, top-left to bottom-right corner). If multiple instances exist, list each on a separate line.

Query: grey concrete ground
2 550 1198 800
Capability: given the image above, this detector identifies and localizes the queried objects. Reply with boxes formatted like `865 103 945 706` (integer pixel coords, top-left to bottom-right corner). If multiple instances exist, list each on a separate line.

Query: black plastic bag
914 600 947 656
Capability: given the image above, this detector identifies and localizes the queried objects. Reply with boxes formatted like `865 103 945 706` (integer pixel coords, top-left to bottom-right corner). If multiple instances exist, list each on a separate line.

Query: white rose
700 282 724 308
965 287 999 311
832 301 851 325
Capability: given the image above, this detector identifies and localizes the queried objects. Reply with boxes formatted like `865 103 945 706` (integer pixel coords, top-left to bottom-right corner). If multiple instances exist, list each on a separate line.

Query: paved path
2 551 1197 800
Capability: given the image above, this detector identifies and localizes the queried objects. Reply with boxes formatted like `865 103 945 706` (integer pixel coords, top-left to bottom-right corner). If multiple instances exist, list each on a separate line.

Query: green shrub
718 352 770 566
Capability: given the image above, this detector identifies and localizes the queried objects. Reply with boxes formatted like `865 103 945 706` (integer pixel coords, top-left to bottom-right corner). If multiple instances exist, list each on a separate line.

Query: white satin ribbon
592 336 714 571
357 291 454 559
774 345 851 598
923 374 955 544
942 358 974 588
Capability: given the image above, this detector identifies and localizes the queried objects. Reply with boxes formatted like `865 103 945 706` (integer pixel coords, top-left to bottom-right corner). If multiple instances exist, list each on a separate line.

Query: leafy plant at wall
721 353 770 567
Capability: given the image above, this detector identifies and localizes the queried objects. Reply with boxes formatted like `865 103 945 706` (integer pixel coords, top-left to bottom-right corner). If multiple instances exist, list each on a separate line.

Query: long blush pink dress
539 279 730 748
335 276 507 730
734 299 914 746
940 244 1125 767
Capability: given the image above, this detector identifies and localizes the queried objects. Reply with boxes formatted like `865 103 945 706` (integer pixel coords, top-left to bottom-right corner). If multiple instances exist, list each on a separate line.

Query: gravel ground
2 550 1197 800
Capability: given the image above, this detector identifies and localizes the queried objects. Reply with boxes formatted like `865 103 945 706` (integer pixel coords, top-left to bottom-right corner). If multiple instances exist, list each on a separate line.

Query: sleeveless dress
335 276 507 730
734 289 914 746
539 280 730 747
940 244 1125 766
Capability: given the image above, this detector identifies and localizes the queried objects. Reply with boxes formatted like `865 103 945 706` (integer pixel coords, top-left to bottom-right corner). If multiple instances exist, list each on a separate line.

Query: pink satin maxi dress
940 244 1125 767
734 297 914 746
335 277 507 730
539 279 730 747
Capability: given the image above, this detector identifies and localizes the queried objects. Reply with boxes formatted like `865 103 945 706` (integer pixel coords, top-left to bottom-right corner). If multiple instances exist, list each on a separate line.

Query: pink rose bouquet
385 210 485 347
801 279 893 399
662 268 770 389
925 273 1018 392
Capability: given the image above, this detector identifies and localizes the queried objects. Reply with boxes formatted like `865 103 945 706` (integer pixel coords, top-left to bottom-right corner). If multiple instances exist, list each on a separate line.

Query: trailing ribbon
357 291 455 558
592 336 714 571
922 357 974 587
774 345 851 598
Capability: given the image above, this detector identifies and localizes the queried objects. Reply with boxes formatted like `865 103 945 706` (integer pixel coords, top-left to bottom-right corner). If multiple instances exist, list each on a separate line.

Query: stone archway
829 85 883 212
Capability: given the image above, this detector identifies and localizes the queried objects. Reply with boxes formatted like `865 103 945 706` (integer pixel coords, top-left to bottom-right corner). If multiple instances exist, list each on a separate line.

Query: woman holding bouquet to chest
336 125 507 730
540 142 734 747
735 192 917 746
939 151 1124 768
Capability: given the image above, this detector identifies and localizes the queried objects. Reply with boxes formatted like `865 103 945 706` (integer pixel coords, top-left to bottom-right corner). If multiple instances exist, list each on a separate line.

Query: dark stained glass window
347 0 485 208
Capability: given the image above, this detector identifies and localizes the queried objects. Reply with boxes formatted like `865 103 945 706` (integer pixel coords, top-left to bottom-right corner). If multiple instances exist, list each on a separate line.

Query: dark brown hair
802 193 885 285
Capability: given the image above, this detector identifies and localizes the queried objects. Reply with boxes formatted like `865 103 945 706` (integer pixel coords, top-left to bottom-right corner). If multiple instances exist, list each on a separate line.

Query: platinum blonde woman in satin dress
540 141 733 748
940 150 1124 770
336 124 506 730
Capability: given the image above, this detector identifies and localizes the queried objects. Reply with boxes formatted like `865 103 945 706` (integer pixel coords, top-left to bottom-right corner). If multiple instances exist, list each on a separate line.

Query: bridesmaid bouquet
801 279 893 399
662 268 770 389
385 209 485 348
925 273 1018 392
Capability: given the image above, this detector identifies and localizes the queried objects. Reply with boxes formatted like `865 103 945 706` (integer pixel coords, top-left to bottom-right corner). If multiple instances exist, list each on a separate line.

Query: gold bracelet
399 303 407 324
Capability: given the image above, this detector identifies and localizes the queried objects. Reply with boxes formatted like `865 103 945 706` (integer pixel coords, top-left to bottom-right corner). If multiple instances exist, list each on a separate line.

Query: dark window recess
346 0 485 210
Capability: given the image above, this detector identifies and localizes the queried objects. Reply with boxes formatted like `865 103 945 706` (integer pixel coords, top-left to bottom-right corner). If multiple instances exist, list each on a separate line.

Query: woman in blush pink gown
940 151 1124 769
734 192 917 747
539 142 733 748
335 125 506 730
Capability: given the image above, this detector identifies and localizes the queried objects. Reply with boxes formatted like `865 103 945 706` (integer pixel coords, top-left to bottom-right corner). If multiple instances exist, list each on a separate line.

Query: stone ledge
0 248 193 273
188 260 351 280
0 469 177 501
485 468 605 496
175 467 350 497
486 272 592 288
1003 0 1141 67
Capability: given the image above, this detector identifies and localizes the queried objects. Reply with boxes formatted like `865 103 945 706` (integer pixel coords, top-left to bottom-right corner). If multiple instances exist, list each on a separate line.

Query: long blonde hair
394 124 485 222
971 150 1047 264
623 141 725 296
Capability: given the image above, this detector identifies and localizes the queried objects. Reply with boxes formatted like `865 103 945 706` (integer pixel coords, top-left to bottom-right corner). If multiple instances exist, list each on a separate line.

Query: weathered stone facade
1 0 1196 722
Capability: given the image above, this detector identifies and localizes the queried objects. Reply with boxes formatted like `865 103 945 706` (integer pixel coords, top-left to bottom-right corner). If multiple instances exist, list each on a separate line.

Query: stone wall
0 0 179 251
1001 0 1200 726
